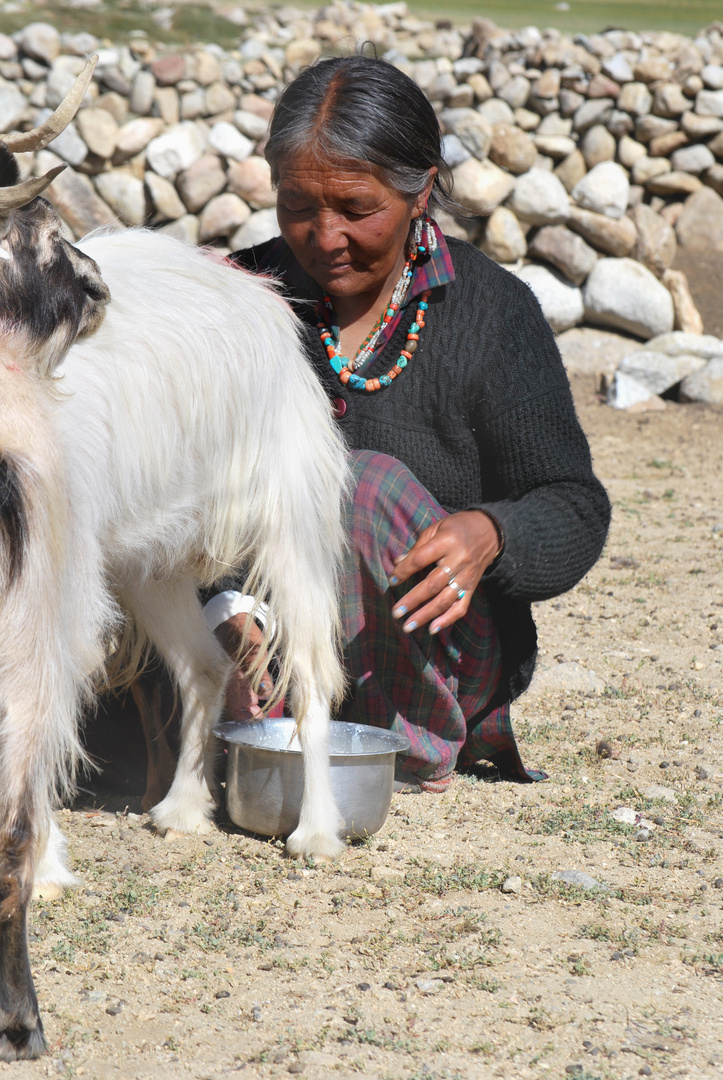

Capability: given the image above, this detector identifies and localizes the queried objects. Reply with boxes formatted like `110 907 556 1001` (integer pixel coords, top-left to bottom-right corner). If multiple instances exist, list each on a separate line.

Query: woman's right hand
214 612 274 721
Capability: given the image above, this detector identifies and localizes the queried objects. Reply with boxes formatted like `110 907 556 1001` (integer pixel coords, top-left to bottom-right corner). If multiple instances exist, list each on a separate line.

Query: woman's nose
312 213 346 254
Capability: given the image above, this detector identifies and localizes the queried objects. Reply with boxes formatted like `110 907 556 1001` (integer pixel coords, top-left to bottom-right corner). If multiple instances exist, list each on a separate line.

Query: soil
9 378 723 1080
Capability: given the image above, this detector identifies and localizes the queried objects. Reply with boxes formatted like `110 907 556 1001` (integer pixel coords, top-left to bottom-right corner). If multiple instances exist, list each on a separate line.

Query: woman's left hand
389 510 501 635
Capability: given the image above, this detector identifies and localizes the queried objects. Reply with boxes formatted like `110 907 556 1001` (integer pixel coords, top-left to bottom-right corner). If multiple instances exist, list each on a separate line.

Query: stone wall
3 6 723 361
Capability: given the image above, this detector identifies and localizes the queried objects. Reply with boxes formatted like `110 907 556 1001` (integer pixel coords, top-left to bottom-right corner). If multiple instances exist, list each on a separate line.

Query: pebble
415 978 446 994
502 875 522 893
552 870 608 890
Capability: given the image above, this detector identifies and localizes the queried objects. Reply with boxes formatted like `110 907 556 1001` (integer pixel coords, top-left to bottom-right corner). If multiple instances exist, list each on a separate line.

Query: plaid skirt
338 450 542 790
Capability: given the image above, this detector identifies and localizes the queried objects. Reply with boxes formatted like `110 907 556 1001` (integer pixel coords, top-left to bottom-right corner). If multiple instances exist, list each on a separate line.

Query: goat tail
0 451 28 591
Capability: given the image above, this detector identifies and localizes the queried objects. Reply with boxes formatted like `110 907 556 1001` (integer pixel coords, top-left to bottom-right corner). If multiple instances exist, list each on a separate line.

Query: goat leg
0 820 46 1061
130 674 177 814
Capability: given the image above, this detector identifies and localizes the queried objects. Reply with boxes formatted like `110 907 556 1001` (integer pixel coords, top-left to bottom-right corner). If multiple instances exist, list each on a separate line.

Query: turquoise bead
349 374 366 389
418 301 428 310
398 356 408 368
386 308 394 318
380 375 392 386
330 355 343 374
409 322 420 334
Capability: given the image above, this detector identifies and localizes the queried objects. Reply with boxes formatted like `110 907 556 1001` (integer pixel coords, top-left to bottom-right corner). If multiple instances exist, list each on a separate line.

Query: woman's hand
214 612 274 721
388 510 502 635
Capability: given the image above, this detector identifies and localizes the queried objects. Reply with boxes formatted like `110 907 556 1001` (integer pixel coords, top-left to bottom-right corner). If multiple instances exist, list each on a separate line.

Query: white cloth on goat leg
202 590 270 631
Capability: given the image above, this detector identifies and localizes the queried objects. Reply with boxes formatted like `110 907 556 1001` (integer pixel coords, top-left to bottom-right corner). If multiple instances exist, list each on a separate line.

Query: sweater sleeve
467 273 611 604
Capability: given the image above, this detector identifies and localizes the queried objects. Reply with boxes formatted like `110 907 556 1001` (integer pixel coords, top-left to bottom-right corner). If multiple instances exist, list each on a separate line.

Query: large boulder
94 171 147 226
513 264 584 333
583 258 674 339
488 123 537 174
146 121 206 179
440 108 493 161
480 206 527 263
630 204 676 277
451 158 515 215
567 206 637 256
230 207 279 250
679 359 723 403
527 225 597 285
646 331 723 358
507 167 570 225
616 350 706 395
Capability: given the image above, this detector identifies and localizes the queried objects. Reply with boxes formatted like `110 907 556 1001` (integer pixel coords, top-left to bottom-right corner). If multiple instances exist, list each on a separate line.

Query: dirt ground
6 376 723 1080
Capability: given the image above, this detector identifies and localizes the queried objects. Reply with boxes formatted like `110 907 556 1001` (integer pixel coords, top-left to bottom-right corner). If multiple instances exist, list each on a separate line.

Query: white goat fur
0 228 349 882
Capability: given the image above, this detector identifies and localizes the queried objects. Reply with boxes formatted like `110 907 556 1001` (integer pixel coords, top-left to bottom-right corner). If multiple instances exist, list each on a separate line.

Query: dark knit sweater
231 236 611 705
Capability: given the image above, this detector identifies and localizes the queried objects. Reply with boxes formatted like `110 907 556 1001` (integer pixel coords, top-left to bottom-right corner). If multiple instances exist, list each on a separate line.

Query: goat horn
1 56 98 154
0 164 66 213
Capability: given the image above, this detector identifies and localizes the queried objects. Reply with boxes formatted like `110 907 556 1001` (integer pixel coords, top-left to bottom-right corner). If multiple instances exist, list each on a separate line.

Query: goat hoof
285 827 345 862
31 882 64 903
0 1020 47 1062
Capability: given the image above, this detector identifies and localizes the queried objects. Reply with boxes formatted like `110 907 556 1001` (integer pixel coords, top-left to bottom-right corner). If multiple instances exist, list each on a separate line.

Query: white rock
208 121 254 163
481 206 527 262
94 171 147 226
229 207 279 250
17 22 60 65
199 192 251 242
616 350 706 395
572 161 629 219
441 133 470 167
146 122 206 179
0 86 28 135
670 144 716 174
645 331 723 359
583 258 674 339
525 662 605 697
115 117 165 160
75 107 119 160
233 109 268 140
502 875 523 894
508 167 570 225
696 89 723 117
478 97 515 125
611 807 656 829
603 53 634 83
451 158 515 215
552 870 608 891
557 326 644 378
679 358 723 404
641 785 677 804
513 264 583 333
607 370 664 409
441 108 493 161
144 171 186 220
702 64 723 90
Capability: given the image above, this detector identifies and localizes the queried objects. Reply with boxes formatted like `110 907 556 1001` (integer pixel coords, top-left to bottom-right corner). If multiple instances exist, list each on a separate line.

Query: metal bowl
213 718 410 840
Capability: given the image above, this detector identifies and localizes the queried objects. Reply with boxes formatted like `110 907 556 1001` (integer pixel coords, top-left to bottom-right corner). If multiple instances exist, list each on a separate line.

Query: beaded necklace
317 243 430 393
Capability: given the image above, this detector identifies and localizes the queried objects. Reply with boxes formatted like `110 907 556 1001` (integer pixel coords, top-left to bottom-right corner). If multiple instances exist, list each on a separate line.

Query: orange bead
339 369 351 384
392 365 402 375
366 378 381 391
400 350 412 360
407 333 419 341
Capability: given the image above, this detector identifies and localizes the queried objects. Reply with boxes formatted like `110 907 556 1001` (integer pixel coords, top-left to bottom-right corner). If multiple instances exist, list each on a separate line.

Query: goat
0 59 349 1061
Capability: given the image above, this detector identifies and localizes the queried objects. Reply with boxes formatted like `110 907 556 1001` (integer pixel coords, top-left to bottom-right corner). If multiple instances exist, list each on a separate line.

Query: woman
218 55 610 791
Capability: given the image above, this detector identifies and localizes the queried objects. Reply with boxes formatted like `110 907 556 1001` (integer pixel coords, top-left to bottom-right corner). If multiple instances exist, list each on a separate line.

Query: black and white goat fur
0 63 348 1062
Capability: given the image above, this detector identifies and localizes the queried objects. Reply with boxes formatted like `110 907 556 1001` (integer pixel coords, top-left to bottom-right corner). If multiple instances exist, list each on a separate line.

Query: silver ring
446 577 466 600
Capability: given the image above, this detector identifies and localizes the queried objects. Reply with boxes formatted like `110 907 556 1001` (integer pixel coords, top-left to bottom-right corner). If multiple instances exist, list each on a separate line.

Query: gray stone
233 109 268 141
440 108 492 161
17 22 60 65
647 172 703 197
40 113 87 167
572 161 629 219
536 114 573 137
198 192 251 242
144 171 186 220
631 204 677 276
681 111 723 138
568 205 637 256
631 156 671 186
37 149 121 237
208 121 254 163
679 358 723 403
584 258 674 339
94 171 147 226
229 207 279 250
696 89 723 117
617 349 706 394
0 85 28 135
573 98 614 133
580 125 616 168
76 107 119 160
513 264 584 333
635 115 678 143
180 90 205 121
528 225 597 285
176 153 226 213
154 87 180 126
497 75 531 110
415 979 445 995
653 82 689 117
502 875 522 894
641 785 677 803
130 70 156 116
0 34 17 61
451 158 515 215
554 150 587 194
603 53 634 83
441 134 470 168
159 214 200 245
670 144 716 174
534 134 576 159
489 124 537 174
146 122 206 179
481 206 527 263
556 326 643 378
607 109 634 137
114 117 165 161
617 82 653 116
477 98 515 125
205 81 236 116
703 161 723 194
607 370 664 410
227 156 276 210
675 187 723 250
508 167 570 225
617 135 647 169
646 331 723 358
611 807 656 829
551 870 608 891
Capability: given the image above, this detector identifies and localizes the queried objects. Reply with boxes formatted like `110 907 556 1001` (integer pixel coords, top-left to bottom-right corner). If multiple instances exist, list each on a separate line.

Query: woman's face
276 149 429 302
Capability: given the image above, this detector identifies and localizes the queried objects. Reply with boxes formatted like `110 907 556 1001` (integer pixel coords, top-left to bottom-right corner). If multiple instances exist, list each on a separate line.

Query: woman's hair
264 55 455 216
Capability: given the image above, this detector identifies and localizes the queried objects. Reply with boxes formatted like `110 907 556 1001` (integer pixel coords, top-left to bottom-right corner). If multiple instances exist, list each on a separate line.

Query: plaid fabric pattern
251 221 455 368
339 450 541 788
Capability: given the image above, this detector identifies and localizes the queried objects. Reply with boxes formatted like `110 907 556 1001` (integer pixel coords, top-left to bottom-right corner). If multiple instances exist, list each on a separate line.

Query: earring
424 213 438 254
412 214 424 251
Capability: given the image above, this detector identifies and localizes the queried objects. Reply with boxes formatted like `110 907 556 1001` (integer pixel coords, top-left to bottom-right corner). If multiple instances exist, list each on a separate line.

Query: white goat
0 63 348 1063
